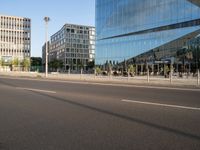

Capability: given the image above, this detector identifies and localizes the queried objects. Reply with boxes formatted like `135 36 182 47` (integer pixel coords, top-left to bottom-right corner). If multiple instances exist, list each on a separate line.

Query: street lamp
44 17 50 77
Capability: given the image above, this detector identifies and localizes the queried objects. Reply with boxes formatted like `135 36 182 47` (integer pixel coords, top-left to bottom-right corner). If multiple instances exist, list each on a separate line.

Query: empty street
0 76 200 150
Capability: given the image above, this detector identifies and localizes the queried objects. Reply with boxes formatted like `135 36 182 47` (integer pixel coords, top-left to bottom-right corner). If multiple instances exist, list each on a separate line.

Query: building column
157 64 159 75
176 63 179 73
141 64 144 75
136 64 138 75
152 64 154 75
189 63 191 73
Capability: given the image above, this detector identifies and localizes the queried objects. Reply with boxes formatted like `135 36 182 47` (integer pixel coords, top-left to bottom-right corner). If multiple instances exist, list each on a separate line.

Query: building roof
0 14 31 20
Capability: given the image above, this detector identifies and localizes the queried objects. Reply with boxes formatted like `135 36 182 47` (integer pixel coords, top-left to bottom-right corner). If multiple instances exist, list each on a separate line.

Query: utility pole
44 17 50 77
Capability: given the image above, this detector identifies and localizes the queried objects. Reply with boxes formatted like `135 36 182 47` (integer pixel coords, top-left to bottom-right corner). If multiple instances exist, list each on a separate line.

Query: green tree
128 65 135 73
22 58 30 71
77 60 84 70
49 59 63 71
30 57 42 72
95 66 102 75
123 59 127 71
31 57 42 66
164 65 170 76
11 58 20 71
87 60 95 69
192 46 200 70
108 61 112 75
0 58 7 66
12 58 20 66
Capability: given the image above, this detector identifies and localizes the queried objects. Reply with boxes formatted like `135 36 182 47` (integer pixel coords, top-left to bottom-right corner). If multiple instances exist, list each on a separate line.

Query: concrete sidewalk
0 71 199 88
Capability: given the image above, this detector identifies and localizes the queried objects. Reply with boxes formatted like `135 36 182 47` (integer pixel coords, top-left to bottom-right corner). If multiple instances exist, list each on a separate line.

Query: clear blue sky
0 0 95 57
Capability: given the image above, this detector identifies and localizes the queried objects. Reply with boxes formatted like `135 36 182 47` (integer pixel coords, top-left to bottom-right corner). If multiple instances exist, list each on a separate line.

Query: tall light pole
44 17 50 77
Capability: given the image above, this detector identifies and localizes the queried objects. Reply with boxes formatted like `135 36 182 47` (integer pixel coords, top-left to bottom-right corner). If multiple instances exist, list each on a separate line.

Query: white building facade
49 23 95 72
0 15 31 66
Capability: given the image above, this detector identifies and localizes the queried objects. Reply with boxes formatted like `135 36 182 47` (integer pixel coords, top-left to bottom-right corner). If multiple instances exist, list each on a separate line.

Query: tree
1 59 6 66
95 66 102 75
164 65 170 76
192 46 200 71
49 59 63 71
11 58 20 71
123 59 127 71
87 60 95 69
31 57 42 66
0 58 10 66
12 58 20 66
177 48 188 73
77 59 84 70
22 58 30 71
128 65 135 73
108 61 112 75
30 57 42 72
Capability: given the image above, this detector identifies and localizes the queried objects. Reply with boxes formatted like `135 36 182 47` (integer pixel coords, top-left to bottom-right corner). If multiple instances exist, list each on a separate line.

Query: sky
0 0 95 57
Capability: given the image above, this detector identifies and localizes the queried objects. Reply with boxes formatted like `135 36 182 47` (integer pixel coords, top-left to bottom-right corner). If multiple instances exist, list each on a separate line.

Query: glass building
95 0 200 73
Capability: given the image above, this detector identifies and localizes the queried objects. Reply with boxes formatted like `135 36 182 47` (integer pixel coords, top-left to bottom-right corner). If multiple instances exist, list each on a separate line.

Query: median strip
16 87 57 94
122 99 200 111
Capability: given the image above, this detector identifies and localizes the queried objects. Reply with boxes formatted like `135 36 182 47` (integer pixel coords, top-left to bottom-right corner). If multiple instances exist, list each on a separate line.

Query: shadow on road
1 78 200 142
31 90 200 142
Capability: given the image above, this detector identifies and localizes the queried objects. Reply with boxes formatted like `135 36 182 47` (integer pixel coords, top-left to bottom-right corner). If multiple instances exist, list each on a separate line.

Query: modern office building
48 23 95 72
0 14 31 66
96 0 200 73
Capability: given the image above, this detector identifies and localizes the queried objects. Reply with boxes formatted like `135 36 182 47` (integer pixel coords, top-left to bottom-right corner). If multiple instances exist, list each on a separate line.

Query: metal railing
0 70 200 86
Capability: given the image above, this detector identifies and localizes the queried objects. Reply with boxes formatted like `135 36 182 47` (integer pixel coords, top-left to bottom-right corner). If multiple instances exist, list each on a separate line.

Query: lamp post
44 17 50 77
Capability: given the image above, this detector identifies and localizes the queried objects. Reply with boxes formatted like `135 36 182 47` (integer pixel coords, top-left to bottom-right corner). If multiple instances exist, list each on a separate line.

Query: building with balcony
47 23 95 72
0 14 31 69
95 0 200 74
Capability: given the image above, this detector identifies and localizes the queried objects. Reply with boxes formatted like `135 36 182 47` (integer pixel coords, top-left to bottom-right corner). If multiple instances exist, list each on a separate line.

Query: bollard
94 69 96 79
68 68 70 75
128 71 130 81
109 72 112 80
147 68 150 83
170 71 172 84
198 70 200 86
80 69 83 79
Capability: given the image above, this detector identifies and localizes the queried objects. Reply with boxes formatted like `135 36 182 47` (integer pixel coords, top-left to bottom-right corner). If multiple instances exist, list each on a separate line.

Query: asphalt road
0 76 200 150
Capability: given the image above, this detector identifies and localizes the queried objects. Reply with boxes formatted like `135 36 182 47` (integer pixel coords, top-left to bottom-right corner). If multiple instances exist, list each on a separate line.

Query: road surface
0 76 200 150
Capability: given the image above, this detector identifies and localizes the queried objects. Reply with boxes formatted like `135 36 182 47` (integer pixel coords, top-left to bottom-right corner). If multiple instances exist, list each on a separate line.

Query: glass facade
95 0 200 72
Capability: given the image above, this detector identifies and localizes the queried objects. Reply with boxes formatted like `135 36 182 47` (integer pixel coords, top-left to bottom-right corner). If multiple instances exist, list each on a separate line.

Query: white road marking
122 99 200 111
16 87 56 94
